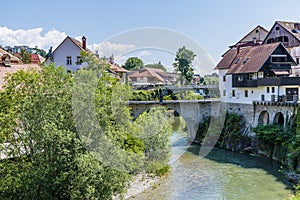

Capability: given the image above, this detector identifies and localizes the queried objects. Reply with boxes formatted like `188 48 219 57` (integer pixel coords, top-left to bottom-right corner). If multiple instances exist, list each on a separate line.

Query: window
271 55 287 63
223 90 226 96
232 90 236 97
276 27 280 31
272 87 275 93
76 56 83 65
249 74 253 80
237 75 243 81
223 75 226 82
234 58 240 64
296 57 300 65
66 56 72 65
258 71 264 78
249 73 257 80
242 57 250 64
244 90 248 97
267 38 275 44
267 87 270 93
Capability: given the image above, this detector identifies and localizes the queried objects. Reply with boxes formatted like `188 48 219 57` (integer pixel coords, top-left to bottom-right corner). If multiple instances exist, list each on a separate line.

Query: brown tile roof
215 43 282 74
129 67 175 83
0 63 40 90
68 36 92 53
52 36 92 56
110 64 128 73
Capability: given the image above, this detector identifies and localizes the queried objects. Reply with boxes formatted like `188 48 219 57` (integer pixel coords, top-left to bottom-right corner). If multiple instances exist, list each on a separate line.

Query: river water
131 132 293 200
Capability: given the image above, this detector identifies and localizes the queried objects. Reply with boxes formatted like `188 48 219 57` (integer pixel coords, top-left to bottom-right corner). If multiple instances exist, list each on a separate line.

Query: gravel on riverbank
113 173 161 200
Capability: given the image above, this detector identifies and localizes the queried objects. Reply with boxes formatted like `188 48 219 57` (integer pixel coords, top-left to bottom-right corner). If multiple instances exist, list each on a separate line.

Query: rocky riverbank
113 173 161 200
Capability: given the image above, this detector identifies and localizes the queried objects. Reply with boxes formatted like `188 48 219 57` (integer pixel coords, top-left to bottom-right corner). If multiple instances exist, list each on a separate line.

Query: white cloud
89 41 135 58
0 26 67 51
137 50 151 58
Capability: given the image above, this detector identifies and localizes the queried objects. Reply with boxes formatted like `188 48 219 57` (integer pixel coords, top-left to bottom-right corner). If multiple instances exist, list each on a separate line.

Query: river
130 132 293 200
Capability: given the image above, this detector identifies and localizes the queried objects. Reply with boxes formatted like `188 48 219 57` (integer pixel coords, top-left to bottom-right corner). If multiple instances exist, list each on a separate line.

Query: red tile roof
215 43 282 74
31 54 45 64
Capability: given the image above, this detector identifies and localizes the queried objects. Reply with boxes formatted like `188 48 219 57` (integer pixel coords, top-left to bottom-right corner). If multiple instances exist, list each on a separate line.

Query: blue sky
2 0 300 74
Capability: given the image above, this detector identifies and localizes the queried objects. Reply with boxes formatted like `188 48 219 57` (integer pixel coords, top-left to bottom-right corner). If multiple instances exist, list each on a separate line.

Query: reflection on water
132 132 293 200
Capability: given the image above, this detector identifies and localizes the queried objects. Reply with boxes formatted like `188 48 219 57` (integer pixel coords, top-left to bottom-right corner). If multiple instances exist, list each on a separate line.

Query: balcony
257 77 300 86
233 76 300 87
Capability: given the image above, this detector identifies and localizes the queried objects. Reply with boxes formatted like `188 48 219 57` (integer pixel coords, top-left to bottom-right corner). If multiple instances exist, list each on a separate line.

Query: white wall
53 38 88 71
218 69 295 104
218 69 228 102
289 46 300 76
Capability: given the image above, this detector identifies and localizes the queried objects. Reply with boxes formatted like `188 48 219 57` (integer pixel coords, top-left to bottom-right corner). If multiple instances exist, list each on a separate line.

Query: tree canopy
122 57 144 70
0 52 172 199
145 61 167 71
20 48 32 64
173 46 196 85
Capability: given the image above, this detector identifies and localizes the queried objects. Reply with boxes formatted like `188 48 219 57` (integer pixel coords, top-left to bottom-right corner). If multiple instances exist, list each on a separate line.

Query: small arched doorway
258 111 269 126
273 112 284 126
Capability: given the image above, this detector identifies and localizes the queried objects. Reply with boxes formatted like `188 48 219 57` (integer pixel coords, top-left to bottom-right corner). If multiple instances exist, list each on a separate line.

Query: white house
46 36 91 72
216 42 297 104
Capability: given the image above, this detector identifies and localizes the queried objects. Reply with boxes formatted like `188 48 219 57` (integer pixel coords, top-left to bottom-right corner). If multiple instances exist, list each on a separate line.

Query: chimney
82 36 86 50
236 45 240 55
109 55 114 64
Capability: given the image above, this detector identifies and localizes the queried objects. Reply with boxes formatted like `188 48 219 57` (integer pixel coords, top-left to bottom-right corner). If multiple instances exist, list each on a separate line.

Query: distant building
129 67 177 88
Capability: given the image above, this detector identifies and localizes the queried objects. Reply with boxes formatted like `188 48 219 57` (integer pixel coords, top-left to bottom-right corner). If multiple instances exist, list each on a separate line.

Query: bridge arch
273 112 284 126
257 111 269 126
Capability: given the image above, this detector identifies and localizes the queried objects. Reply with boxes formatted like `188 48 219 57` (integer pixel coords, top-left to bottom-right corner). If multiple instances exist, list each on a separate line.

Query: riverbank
113 172 162 200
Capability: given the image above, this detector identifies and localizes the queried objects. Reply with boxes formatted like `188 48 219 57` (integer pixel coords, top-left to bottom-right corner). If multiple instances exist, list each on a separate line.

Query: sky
2 0 300 74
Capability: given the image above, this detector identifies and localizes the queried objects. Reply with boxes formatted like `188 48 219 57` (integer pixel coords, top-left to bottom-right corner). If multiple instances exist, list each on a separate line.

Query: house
106 55 128 80
129 67 177 88
262 21 300 75
233 25 269 46
46 36 91 72
0 48 39 89
216 42 298 104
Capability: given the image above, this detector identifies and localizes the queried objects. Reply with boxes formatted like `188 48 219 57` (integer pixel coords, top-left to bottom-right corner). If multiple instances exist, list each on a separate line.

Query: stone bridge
128 100 224 140
129 100 299 140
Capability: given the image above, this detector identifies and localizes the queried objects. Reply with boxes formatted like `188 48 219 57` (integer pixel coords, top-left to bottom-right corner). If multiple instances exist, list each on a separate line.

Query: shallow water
131 133 293 200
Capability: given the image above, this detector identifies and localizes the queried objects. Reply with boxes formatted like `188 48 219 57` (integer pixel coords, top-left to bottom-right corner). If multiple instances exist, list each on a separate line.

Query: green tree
145 61 167 71
0 51 173 199
32 47 47 57
122 57 144 70
0 65 132 199
20 48 32 64
173 46 196 85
